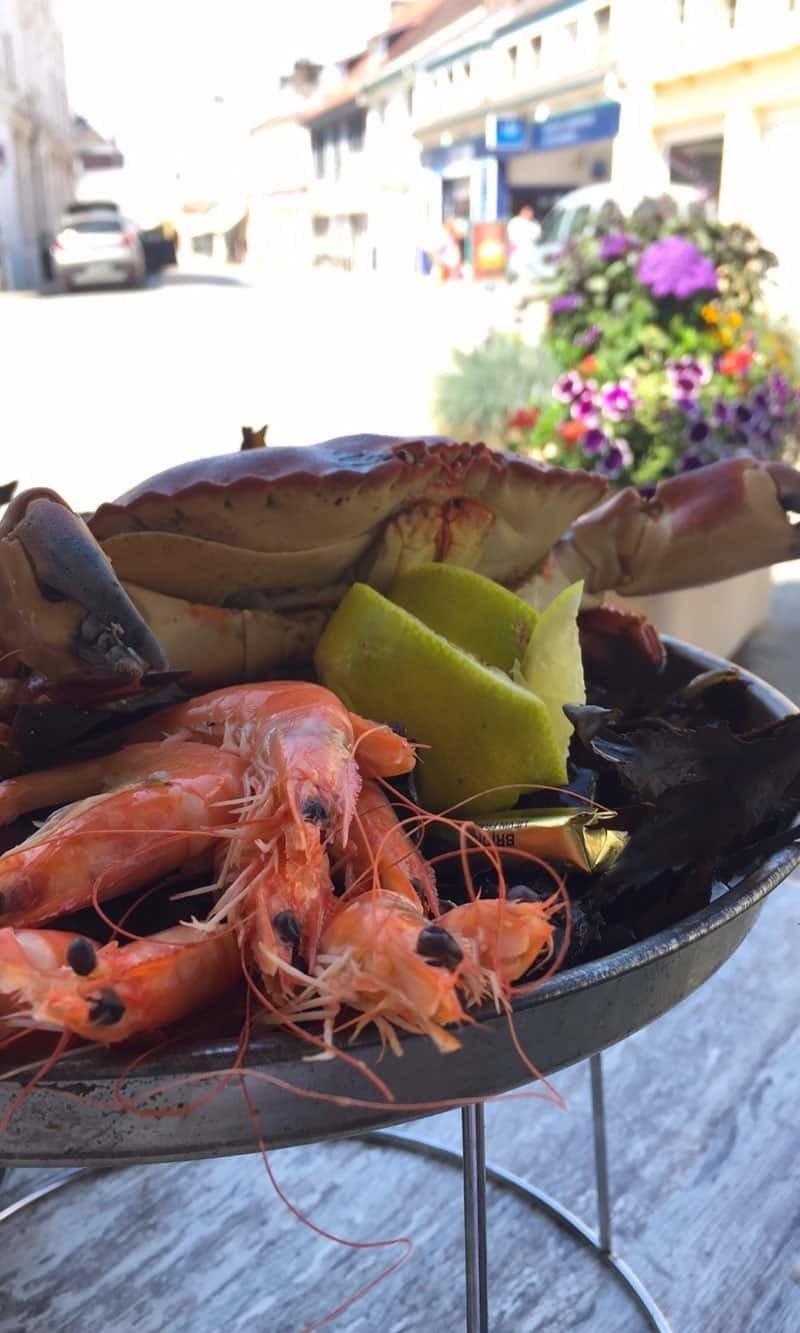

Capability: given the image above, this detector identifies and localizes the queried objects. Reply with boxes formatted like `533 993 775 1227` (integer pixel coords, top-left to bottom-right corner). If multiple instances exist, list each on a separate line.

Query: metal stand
0 1054 672 1331
363 1053 672 1332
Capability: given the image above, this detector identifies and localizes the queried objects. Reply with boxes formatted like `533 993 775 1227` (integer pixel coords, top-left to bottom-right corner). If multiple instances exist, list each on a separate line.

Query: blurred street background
2 4 800 1332
2 0 800 509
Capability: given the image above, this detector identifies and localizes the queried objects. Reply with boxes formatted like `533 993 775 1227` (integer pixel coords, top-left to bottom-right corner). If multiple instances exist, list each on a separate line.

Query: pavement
0 260 505 512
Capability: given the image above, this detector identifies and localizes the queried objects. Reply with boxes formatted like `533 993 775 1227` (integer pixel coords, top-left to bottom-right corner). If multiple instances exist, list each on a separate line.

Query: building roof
301 0 448 126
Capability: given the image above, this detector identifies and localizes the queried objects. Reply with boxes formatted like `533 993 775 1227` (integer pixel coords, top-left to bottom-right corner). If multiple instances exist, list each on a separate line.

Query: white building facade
0 0 73 289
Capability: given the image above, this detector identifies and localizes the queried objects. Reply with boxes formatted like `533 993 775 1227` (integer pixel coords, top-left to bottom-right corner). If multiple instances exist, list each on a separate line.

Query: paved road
0 262 507 512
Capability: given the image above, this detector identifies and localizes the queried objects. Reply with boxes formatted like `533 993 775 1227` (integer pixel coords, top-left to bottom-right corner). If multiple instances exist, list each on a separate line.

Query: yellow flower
702 303 720 324
725 310 743 328
718 327 734 347
543 442 560 461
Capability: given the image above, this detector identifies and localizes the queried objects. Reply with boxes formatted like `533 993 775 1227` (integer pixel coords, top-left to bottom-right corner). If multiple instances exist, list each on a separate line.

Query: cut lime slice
389 563 538 674
520 581 585 759
315 583 566 814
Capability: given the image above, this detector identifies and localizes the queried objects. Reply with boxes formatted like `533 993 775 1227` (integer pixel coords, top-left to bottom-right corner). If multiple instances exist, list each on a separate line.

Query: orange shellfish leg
344 778 438 912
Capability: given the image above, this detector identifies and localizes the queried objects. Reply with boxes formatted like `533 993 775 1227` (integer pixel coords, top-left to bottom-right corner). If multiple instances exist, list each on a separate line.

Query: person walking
507 204 541 282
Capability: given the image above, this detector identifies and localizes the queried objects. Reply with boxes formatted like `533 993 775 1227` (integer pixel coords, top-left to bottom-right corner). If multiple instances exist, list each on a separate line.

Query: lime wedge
389 563 538 674
315 583 567 815
520 581 585 759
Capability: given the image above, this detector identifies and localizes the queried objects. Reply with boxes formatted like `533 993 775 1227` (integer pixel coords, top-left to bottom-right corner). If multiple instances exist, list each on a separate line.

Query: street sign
532 101 620 152
485 115 528 153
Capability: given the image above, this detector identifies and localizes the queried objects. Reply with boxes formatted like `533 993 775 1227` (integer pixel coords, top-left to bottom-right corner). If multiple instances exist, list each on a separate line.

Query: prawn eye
273 911 301 947
87 989 126 1027
301 798 330 825
67 937 97 976
417 924 463 971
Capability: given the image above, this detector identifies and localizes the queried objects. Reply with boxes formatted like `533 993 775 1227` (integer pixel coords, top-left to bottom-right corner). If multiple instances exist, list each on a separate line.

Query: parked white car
50 209 147 291
533 183 710 280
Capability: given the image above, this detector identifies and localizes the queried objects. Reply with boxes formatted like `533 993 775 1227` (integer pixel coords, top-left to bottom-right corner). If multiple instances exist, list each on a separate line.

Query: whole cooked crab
0 435 798 723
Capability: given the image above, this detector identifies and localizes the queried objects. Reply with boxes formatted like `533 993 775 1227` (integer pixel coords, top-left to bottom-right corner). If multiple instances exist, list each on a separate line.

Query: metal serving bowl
1 639 798 1167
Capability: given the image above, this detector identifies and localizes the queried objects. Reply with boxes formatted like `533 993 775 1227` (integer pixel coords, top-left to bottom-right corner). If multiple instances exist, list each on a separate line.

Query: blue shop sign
485 115 527 153
532 101 620 152
422 137 483 172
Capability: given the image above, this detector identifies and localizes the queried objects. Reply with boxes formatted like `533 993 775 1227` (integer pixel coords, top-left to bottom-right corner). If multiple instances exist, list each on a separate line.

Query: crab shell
0 435 798 694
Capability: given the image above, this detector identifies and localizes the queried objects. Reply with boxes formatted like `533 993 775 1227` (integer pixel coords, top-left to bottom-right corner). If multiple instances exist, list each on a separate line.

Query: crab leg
554 456 800 598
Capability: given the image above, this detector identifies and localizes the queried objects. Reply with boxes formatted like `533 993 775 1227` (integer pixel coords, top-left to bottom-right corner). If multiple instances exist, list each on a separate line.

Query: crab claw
554 456 800 597
0 489 169 684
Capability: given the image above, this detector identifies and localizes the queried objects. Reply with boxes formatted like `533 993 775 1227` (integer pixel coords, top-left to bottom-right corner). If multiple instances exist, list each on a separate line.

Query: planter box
606 566 773 660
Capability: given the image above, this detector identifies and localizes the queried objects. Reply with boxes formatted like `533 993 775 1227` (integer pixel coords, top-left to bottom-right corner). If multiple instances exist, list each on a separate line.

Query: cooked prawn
0 741 247 928
437 893 556 1008
0 922 241 1043
129 683 415 988
339 779 438 912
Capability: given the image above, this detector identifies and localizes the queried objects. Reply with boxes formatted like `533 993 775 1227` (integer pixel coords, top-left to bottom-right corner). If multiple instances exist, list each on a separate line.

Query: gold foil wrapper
454 808 628 874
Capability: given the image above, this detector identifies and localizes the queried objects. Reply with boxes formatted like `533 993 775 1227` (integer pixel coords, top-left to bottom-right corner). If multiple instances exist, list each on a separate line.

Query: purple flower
638 483 657 500
687 418 711 444
599 231 635 260
712 399 731 423
550 292 584 315
601 378 637 421
570 384 600 426
679 450 705 472
735 403 753 424
553 371 583 402
600 438 633 476
574 324 601 348
583 427 607 453
666 355 711 401
637 236 718 300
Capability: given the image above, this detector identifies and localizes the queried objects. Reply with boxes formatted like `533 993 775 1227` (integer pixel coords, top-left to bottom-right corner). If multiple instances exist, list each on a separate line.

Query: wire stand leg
590 1052 612 1254
461 1103 489 1333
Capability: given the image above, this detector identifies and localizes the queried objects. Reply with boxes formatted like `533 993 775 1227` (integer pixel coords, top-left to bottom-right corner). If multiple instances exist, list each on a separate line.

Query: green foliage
433 334 559 446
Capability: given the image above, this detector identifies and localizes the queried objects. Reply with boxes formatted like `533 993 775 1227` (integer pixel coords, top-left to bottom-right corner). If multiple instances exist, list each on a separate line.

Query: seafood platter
0 435 799 1163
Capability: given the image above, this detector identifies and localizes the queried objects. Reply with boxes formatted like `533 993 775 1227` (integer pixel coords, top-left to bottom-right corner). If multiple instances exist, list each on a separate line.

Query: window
63 219 123 234
347 111 365 151
463 60 471 80
507 45 518 78
531 34 542 69
595 6 610 37
312 216 330 237
405 84 413 117
447 65 455 83
567 205 591 238
311 129 325 179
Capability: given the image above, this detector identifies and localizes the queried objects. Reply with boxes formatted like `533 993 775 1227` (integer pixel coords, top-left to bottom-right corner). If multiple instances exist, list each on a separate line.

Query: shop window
507 45 518 78
668 136 723 201
530 34 542 69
